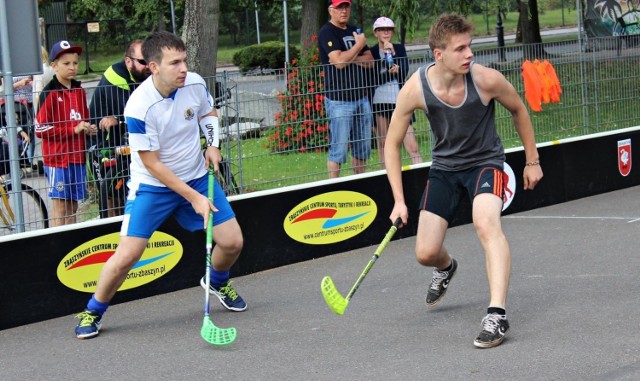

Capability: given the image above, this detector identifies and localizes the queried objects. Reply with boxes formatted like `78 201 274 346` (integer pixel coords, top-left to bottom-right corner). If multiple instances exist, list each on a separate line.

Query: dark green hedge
232 41 299 73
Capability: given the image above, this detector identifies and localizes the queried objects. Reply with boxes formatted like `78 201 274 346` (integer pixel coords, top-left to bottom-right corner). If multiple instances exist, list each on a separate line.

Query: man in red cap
318 0 374 178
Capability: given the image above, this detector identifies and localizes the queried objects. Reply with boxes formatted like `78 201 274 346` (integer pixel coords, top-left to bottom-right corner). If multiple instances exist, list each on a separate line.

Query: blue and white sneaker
200 277 247 312
75 309 102 339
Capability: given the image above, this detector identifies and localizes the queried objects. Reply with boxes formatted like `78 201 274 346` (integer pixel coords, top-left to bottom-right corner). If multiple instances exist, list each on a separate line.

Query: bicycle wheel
217 159 239 195
0 181 49 235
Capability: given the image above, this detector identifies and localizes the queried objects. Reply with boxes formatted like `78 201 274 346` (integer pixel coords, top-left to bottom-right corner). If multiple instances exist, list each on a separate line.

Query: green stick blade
201 317 237 345
321 276 348 315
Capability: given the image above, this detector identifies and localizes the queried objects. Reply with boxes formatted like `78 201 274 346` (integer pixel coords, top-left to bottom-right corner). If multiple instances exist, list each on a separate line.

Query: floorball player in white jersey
74 31 247 340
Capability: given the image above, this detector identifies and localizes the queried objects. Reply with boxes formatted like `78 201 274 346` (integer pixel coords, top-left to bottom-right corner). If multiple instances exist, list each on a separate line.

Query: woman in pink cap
370 16 422 168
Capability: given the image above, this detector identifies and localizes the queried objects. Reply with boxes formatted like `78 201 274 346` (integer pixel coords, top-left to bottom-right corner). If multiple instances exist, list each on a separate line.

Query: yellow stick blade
321 276 348 315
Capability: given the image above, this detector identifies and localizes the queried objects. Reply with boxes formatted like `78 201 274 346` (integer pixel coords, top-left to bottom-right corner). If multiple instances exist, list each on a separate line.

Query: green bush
232 41 299 73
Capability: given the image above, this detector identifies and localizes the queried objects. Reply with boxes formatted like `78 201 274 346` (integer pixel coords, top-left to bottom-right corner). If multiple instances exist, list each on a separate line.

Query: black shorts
419 164 505 224
372 103 416 124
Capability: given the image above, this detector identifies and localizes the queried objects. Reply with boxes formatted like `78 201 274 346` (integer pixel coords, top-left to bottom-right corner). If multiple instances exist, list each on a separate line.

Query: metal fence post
0 0 25 232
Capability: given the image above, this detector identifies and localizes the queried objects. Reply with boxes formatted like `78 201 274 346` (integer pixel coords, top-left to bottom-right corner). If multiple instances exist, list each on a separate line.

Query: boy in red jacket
35 40 97 226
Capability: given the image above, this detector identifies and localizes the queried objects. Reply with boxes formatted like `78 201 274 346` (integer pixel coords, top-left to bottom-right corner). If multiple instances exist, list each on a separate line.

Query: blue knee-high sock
210 269 230 286
86 295 109 315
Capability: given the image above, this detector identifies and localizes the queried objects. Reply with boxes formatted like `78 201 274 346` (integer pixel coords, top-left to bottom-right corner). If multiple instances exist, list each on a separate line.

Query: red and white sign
502 162 516 211
618 139 632 177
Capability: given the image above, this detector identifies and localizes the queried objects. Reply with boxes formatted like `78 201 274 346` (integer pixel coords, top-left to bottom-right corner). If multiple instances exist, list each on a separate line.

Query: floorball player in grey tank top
384 13 543 349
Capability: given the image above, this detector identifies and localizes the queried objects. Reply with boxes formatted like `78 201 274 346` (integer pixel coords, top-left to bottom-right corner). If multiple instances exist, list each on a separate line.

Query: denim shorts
120 174 235 239
325 97 372 164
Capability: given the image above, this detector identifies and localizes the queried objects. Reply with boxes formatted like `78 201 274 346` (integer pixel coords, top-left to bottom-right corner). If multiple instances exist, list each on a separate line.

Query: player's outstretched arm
385 71 425 226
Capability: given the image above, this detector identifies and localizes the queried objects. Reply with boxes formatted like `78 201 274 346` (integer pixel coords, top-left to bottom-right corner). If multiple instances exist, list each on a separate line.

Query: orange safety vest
521 59 562 112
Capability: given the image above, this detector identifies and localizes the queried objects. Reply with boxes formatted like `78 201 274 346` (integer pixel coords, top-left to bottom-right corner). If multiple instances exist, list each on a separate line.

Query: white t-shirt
124 72 214 187
33 64 55 95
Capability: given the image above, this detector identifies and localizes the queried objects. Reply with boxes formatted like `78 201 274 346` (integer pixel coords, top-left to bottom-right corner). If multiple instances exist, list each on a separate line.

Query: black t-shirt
317 22 370 101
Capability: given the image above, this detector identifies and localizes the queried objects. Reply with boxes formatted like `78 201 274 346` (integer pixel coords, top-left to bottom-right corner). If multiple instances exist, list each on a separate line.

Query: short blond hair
41 46 49 63
428 13 474 50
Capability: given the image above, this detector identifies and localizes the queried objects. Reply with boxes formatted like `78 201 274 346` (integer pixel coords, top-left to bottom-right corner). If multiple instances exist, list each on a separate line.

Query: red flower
267 35 327 153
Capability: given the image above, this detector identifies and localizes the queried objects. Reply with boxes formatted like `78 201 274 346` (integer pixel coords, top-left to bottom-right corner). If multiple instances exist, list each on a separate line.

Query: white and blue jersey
120 72 235 238
124 72 214 187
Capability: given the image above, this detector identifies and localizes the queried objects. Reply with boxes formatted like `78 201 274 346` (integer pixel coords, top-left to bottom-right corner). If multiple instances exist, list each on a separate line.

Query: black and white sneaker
425 258 457 306
473 313 510 348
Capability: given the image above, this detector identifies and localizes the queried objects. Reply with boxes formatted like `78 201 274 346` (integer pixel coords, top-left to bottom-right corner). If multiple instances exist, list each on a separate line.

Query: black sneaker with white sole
425 258 457 306
473 313 510 348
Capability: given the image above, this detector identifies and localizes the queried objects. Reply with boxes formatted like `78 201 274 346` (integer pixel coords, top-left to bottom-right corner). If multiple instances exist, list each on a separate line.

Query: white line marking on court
525 273 615 279
504 215 640 223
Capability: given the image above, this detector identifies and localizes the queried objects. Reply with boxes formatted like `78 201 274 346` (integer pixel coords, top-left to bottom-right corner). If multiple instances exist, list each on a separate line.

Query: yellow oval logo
57 231 183 293
284 191 377 244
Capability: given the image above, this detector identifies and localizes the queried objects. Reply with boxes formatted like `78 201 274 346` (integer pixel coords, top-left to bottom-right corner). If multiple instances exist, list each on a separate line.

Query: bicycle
1 99 36 174
88 136 131 219
0 175 49 236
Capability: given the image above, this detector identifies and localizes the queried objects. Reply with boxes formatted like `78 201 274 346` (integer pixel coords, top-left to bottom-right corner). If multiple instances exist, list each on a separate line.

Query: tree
62 0 183 37
387 0 420 45
219 0 263 46
515 0 544 58
300 0 324 48
360 0 420 45
182 0 219 78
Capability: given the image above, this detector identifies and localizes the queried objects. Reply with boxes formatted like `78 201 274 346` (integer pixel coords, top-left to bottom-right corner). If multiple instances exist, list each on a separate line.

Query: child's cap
373 17 395 31
49 40 82 62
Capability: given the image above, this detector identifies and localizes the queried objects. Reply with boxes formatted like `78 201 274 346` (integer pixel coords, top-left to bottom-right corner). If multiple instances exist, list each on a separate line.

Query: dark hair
142 31 185 65
125 39 144 58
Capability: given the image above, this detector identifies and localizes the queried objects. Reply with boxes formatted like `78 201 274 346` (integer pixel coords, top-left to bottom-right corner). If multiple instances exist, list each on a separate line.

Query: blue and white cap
49 40 82 62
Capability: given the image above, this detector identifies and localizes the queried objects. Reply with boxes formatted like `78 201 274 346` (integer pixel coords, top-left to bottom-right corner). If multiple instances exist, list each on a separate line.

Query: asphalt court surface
1 186 638 380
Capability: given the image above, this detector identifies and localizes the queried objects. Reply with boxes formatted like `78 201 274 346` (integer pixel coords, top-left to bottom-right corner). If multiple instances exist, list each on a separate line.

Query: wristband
199 115 220 148
525 160 540 166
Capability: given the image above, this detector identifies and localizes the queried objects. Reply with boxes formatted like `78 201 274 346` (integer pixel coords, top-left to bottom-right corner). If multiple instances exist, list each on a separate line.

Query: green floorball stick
201 167 237 345
321 218 402 315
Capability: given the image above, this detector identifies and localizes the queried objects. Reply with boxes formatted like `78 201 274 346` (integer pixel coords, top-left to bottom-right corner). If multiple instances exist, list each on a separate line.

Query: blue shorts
120 174 235 239
325 97 372 164
419 165 504 224
45 164 87 201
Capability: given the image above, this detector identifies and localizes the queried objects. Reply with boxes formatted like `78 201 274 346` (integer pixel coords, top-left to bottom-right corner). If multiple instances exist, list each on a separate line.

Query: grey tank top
419 62 504 171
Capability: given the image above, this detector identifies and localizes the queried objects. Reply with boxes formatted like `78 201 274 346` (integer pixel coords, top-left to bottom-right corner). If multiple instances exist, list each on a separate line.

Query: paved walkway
0 185 638 380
